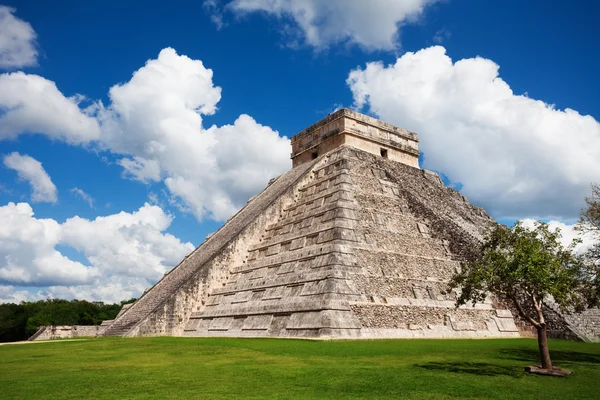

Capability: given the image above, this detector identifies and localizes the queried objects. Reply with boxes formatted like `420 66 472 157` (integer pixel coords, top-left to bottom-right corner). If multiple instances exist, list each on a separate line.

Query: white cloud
3 152 58 203
96 48 290 220
0 202 194 303
204 0 226 30
0 48 290 221
0 285 43 303
0 202 97 286
42 276 149 304
0 6 37 68
433 28 450 44
60 203 193 279
117 156 161 183
70 187 94 208
228 0 437 50
347 46 600 220
520 219 597 255
0 72 101 143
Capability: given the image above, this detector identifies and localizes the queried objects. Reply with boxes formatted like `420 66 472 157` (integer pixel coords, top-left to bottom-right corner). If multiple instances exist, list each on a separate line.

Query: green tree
0 304 28 342
0 298 137 342
448 221 597 371
578 183 600 266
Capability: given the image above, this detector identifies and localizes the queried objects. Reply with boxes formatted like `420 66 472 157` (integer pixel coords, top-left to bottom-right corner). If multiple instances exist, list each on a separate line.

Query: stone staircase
101 282 176 336
101 161 316 337
184 150 364 338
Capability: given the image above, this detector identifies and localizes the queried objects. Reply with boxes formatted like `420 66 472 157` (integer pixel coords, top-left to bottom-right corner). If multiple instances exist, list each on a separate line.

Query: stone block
317 229 335 243
333 228 356 242
495 309 513 318
208 317 233 331
243 315 273 330
451 320 476 331
286 312 323 329
266 244 281 257
231 291 253 304
277 262 296 274
494 317 519 332
263 286 286 300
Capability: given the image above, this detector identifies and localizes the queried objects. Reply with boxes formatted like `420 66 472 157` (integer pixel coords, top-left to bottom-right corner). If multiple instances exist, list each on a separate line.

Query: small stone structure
291 109 420 168
29 325 101 341
29 303 133 341
93 109 595 340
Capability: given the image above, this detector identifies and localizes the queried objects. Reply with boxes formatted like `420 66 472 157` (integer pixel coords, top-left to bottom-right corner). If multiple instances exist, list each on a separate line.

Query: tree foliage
0 298 136 343
578 183 600 266
449 221 597 369
579 183 600 232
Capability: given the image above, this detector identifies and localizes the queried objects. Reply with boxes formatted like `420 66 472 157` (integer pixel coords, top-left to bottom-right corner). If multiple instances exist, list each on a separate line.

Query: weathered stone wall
336 148 517 338
291 108 419 168
562 308 600 342
30 325 101 341
351 305 496 330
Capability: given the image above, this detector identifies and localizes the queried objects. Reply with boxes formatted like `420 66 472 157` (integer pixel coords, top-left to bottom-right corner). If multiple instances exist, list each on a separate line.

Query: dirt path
0 339 89 346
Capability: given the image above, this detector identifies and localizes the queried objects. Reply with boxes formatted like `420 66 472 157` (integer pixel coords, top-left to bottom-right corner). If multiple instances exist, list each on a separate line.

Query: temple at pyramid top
291 108 420 168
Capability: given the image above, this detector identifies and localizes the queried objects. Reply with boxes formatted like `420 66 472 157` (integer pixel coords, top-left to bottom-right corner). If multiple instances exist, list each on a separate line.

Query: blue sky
0 0 599 303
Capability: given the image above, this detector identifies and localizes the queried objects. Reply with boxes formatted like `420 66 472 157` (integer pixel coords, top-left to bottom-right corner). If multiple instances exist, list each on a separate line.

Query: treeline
0 298 136 343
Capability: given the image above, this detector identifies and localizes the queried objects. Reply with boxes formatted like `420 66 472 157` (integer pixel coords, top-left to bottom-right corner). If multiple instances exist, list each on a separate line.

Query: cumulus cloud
95 48 290 220
117 156 161 183
70 187 94 208
0 202 194 303
0 285 43 303
227 0 437 50
60 203 193 279
40 276 150 304
0 6 37 68
0 202 97 286
3 152 57 203
347 46 600 220
0 72 101 143
0 48 290 221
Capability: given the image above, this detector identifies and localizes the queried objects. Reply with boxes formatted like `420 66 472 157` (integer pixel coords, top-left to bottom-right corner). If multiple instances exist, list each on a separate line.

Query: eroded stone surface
30 325 101 341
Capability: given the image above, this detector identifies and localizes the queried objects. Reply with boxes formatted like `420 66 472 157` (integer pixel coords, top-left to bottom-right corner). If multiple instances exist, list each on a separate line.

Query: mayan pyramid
100 108 521 339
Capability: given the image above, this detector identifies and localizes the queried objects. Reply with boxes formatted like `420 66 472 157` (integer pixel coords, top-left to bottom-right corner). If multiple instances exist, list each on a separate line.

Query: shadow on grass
500 348 600 366
414 362 522 377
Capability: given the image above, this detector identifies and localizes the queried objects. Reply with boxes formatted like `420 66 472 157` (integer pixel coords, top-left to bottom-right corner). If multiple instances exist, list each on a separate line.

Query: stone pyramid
101 109 520 339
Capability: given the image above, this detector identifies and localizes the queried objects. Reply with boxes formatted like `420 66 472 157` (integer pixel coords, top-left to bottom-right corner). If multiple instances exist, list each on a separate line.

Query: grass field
1 337 599 399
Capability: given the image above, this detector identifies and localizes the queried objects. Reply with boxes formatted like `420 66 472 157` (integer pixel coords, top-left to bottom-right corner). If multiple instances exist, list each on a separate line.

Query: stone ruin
96 108 522 339
29 325 102 341
32 109 599 341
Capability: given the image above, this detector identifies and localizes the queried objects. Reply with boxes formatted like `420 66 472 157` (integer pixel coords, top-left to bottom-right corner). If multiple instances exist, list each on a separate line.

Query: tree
578 183 600 266
0 298 138 342
448 221 597 372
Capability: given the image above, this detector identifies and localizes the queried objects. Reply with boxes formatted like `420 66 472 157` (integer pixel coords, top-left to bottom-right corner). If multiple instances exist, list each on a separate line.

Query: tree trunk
536 324 552 369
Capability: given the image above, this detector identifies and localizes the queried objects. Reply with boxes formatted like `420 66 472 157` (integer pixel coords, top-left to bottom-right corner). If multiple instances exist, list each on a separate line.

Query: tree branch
531 293 545 325
509 293 540 328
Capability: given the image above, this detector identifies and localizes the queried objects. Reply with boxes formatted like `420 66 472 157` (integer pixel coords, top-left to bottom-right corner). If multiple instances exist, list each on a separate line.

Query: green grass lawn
1 337 599 399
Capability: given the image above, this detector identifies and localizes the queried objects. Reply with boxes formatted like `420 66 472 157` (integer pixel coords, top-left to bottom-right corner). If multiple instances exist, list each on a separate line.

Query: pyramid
101 109 520 339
